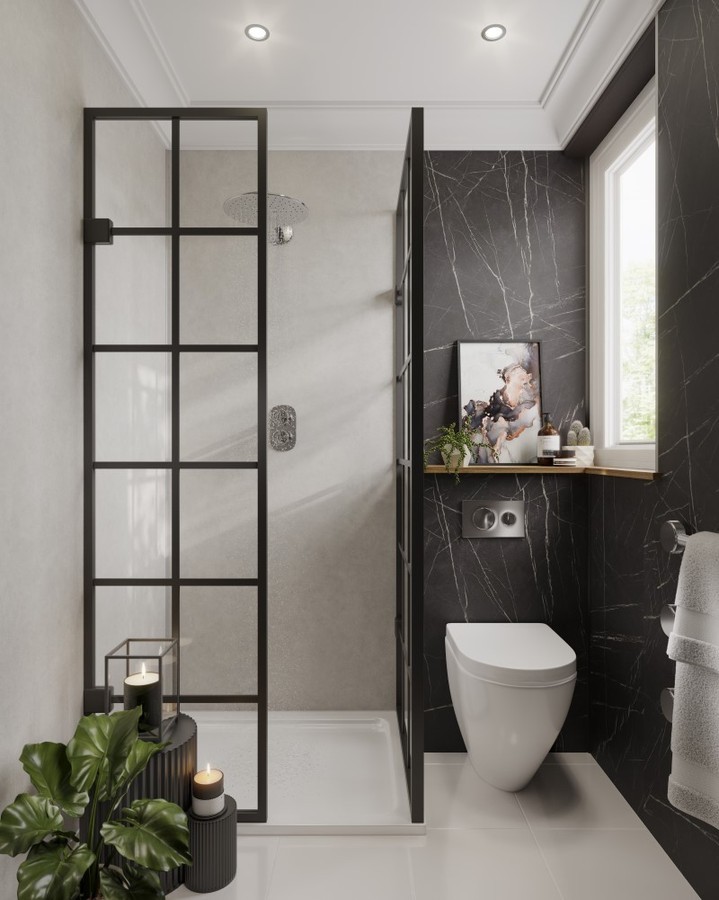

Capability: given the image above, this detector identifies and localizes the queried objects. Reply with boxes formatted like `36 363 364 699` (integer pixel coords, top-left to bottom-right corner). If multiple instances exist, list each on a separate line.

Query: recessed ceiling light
481 23 506 42
245 23 270 41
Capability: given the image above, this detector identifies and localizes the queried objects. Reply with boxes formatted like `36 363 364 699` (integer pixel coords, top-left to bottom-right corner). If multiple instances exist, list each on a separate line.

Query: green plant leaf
99 863 163 900
16 841 94 900
20 742 89 818
0 795 64 857
100 798 190 871
66 708 141 801
117 740 165 796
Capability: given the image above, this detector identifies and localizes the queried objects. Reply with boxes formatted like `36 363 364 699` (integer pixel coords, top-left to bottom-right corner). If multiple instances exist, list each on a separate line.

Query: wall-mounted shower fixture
223 192 308 245
462 500 525 539
270 405 296 451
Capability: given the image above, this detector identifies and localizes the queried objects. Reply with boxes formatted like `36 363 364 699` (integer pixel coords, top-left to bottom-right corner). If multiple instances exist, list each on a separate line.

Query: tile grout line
262 836 281 900
513 792 567 900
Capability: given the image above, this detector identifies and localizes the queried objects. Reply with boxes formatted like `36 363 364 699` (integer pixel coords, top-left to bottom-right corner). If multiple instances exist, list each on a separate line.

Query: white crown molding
73 0 186 109
190 99 544 111
132 0 190 107
547 0 664 148
539 0 605 107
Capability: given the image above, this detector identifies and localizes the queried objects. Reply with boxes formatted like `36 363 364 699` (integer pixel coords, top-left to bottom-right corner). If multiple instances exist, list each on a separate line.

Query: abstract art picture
458 341 542 464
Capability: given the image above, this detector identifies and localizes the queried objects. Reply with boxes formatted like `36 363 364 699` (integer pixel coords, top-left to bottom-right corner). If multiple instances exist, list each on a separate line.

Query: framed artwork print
458 341 542 464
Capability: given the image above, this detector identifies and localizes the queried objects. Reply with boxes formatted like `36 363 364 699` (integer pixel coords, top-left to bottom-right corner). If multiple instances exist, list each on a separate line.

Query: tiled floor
170 752 700 899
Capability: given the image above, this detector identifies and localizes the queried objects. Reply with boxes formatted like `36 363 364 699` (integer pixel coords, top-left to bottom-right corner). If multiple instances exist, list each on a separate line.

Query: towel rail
661 687 674 723
660 520 688 555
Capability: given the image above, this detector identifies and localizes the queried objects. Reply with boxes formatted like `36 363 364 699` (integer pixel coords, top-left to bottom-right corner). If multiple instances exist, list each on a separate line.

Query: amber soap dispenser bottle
536 413 560 464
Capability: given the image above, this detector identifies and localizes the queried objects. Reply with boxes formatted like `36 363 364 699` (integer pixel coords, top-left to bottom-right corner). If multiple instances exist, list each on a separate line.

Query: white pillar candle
124 663 161 729
192 764 225 817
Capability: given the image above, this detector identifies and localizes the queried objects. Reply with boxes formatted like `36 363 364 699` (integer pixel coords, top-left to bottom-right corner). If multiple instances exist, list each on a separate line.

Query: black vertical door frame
83 107 268 822
394 108 424 823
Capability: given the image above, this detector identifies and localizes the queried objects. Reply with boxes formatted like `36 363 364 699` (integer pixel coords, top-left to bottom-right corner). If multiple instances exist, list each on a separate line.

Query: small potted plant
565 419 594 466
0 707 191 899
424 421 488 482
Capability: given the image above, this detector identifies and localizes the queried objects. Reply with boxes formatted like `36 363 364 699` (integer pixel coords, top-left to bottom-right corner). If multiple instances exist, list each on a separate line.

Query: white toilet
445 622 576 792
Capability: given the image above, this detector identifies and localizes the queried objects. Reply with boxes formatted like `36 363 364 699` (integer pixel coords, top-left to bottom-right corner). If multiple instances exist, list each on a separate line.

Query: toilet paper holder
660 520 688 555
660 687 674 723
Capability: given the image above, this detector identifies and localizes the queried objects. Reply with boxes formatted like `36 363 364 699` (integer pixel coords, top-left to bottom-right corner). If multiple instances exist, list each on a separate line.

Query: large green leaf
66 708 141 801
100 799 191 871
16 841 94 900
99 863 163 900
0 795 63 857
20 742 89 818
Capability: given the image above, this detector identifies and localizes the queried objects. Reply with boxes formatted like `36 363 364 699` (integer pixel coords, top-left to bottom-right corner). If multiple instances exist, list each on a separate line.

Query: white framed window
589 80 657 470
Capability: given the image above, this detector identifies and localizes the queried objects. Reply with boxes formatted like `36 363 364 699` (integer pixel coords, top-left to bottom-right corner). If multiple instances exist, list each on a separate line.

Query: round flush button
472 507 496 531
501 511 517 526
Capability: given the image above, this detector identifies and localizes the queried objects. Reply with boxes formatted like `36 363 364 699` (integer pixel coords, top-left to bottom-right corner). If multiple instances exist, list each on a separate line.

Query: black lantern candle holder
105 639 179 742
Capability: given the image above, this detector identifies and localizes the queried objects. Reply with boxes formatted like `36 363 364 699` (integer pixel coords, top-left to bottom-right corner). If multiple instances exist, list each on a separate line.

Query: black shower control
501 511 517 526
472 507 496 531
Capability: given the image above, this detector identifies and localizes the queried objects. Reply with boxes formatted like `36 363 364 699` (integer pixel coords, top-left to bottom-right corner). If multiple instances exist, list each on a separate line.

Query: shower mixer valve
270 405 296 451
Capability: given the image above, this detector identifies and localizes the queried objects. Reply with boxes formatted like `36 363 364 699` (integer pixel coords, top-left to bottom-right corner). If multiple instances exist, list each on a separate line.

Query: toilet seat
446 623 576 687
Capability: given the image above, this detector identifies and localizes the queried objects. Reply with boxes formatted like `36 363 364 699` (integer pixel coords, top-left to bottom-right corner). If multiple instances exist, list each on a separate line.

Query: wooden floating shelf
424 465 660 482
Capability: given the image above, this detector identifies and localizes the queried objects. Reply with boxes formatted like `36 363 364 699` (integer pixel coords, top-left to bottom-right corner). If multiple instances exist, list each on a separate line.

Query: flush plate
462 500 525 539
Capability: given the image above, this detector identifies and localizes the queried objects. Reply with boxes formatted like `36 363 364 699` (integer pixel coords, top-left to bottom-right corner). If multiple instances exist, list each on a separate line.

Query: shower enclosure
83 107 423 828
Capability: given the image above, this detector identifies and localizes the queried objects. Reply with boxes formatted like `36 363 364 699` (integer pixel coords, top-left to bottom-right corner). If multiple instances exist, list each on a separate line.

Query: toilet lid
446 623 576 686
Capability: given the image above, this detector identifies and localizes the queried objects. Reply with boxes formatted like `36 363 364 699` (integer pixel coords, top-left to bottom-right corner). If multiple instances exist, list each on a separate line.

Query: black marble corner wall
589 3 719 897
423 151 589 752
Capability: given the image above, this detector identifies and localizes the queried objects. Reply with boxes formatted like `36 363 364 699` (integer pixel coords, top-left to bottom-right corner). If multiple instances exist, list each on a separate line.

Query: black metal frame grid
394 108 424 823
83 107 268 822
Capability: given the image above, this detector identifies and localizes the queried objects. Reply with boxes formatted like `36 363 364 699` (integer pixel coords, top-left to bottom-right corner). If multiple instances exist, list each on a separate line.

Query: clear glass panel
95 237 170 344
618 140 656 443
195 705 258 810
180 470 257 578
95 470 171 578
180 236 257 345
180 353 257 462
180 587 257 695
95 120 170 227
95 353 170 461
95 586 171 686
179 123 257 227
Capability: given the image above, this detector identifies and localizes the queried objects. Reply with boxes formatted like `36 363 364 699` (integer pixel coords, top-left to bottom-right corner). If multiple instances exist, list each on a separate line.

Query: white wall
0 1 162 893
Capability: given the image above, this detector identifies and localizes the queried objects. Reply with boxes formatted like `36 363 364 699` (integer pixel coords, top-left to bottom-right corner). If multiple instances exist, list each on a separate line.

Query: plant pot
440 446 473 471
571 445 595 466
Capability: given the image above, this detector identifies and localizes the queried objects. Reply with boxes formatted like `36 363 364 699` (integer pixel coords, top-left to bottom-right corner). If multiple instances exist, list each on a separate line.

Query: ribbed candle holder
185 795 237 893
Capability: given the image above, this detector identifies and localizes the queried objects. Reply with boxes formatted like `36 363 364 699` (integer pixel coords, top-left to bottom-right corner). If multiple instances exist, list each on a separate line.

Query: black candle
124 663 162 729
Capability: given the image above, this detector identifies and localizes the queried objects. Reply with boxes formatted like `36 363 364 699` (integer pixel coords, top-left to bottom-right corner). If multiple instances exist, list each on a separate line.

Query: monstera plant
0 707 191 899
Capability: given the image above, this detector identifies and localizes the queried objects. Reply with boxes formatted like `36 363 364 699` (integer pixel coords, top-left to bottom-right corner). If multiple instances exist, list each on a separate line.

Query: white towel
667 531 719 828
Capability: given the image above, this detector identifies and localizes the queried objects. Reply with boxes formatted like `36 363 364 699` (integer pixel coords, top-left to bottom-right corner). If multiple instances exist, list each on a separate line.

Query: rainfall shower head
223 192 309 245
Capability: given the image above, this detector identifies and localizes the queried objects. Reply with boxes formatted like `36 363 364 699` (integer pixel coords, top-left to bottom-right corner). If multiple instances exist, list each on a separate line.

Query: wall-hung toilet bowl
445 623 576 792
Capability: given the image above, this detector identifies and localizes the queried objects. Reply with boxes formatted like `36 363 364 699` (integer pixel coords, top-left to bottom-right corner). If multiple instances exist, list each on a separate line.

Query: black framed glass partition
395 108 424 823
83 108 268 822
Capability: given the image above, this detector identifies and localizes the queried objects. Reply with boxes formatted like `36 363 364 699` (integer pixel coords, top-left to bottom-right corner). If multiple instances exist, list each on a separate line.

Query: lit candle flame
206 763 211 776
141 662 147 679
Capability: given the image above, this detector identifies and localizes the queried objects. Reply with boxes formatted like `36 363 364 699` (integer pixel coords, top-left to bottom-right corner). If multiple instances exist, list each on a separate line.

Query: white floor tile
410 829 562 900
424 758 528 828
168 836 278 900
516 761 644 829
425 752 467 765
267 841 414 900
534 829 700 900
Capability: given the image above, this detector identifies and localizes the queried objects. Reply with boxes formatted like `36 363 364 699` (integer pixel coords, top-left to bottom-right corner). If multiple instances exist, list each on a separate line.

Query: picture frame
458 340 543 465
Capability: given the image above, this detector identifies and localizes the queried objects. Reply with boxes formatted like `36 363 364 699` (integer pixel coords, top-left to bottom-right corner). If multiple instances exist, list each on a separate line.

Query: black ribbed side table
185 795 237 893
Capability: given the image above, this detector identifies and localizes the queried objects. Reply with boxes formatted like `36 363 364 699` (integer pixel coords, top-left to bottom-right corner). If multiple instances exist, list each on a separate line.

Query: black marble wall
590 3 719 897
423 152 589 751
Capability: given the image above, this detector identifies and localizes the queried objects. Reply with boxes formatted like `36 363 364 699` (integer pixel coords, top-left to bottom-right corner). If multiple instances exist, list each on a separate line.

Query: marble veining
589 3 719 897
422 151 587 752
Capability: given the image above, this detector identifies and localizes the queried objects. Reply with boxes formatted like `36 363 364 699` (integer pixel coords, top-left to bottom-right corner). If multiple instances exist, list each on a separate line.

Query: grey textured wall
0 0 153 894
422 151 588 751
178 150 402 709
590 3 719 897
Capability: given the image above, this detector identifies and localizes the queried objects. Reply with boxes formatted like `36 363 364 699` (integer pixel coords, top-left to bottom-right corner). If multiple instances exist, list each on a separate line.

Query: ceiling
75 0 662 150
